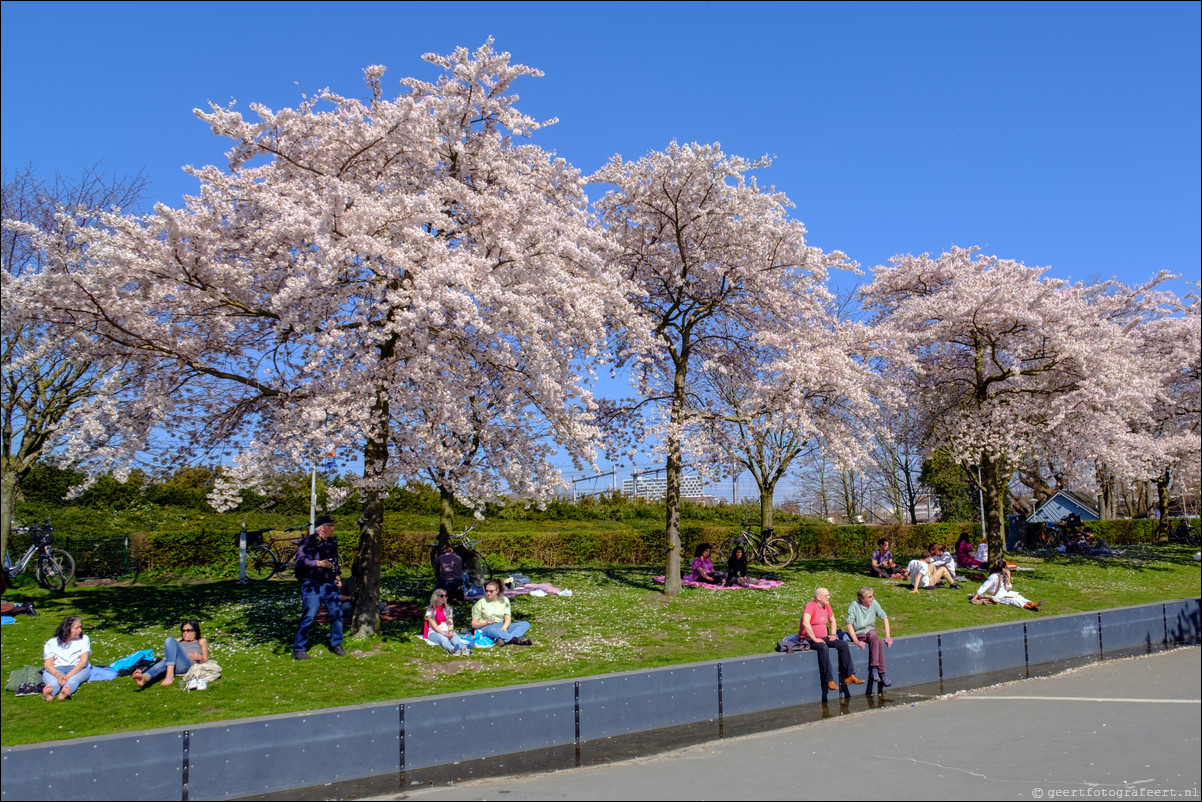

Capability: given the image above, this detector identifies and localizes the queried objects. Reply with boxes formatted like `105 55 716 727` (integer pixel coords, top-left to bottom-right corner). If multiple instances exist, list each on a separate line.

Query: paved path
382 647 1201 801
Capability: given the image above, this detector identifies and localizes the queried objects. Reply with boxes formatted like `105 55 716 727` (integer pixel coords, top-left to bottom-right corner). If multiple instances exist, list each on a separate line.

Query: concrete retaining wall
3 598 1198 801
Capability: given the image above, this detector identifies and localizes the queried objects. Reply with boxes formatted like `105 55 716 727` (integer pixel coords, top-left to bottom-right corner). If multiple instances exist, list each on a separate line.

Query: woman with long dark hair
969 561 1043 611
133 620 209 688
725 545 749 586
42 616 91 701
689 543 723 584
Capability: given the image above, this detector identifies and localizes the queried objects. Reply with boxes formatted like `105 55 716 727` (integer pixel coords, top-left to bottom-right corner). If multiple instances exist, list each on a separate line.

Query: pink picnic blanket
653 576 784 590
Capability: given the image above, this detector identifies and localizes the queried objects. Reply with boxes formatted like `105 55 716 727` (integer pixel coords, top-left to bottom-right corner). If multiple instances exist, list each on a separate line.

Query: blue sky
3 1 1199 500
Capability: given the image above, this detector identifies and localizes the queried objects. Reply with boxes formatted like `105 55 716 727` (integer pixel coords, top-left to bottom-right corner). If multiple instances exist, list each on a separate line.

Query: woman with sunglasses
133 620 208 687
425 589 471 655
471 579 532 645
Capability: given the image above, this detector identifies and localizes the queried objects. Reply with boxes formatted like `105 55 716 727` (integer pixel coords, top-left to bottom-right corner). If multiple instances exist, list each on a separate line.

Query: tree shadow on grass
1011 544 1199 573
59 578 434 656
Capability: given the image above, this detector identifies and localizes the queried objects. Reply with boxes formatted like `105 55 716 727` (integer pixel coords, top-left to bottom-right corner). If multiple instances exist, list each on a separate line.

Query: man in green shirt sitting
845 587 893 687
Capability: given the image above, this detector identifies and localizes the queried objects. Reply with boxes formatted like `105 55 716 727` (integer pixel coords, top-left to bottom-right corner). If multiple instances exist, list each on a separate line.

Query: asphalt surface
379 647 1201 801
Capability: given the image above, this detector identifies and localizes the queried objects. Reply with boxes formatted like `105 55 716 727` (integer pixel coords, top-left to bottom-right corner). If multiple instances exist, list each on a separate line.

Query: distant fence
2 598 1197 801
63 536 130 579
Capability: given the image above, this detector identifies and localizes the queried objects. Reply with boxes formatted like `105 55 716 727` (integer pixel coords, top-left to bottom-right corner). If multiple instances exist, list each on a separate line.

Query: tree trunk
351 394 389 638
1155 469 1172 541
438 484 455 542
980 455 1007 563
1096 464 1116 520
662 363 687 597
0 465 19 567
352 483 384 638
759 484 776 534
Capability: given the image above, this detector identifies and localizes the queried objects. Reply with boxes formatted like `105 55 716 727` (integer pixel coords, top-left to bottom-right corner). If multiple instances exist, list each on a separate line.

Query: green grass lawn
2 545 1198 747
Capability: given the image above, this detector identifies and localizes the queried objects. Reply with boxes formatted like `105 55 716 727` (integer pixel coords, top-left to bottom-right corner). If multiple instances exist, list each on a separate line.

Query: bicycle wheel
717 537 742 563
762 537 797 568
35 549 75 591
246 547 278 581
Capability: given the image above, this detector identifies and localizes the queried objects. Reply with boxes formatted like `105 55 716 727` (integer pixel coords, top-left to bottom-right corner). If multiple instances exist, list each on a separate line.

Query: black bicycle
243 525 309 581
4 520 76 591
717 521 796 569
1169 520 1200 547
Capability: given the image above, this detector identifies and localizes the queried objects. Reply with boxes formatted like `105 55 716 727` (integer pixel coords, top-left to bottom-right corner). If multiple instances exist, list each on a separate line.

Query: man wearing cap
292 515 344 659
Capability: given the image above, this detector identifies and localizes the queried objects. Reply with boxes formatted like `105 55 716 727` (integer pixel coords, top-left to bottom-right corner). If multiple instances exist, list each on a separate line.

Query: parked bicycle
429 523 492 586
717 521 796 568
1169 519 1200 547
243 525 311 581
3 520 75 591
1030 515 1083 550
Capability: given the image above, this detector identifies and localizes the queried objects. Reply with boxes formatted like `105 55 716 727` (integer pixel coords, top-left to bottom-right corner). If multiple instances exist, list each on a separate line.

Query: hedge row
9 516 1195 578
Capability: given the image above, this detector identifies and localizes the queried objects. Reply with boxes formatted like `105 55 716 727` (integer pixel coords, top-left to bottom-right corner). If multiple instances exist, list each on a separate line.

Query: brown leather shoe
826 680 838 691
845 675 866 684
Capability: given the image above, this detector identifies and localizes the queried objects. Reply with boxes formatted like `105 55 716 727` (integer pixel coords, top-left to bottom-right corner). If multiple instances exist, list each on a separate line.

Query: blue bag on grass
110 649 154 671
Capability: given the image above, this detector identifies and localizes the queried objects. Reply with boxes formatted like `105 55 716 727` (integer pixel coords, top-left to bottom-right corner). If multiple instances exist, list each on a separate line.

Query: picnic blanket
653 576 785 590
464 582 569 600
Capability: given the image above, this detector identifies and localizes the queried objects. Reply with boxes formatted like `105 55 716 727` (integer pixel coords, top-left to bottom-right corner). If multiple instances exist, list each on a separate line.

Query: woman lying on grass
133 620 208 688
969 561 1043 611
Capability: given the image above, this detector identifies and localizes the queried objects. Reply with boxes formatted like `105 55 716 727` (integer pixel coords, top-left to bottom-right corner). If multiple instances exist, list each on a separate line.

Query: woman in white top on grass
969 560 1043 611
42 616 91 701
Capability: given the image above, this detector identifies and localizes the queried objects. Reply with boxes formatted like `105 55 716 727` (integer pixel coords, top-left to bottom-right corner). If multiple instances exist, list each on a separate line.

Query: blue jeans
143 637 195 683
478 621 530 643
294 580 343 651
43 664 91 696
428 630 471 653
434 573 467 598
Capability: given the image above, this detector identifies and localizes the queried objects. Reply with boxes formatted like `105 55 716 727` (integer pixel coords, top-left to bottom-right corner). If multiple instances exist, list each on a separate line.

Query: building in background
622 474 705 500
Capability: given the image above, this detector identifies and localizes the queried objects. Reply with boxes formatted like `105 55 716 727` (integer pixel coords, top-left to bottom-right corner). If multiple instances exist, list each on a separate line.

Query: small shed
1029 489 1100 524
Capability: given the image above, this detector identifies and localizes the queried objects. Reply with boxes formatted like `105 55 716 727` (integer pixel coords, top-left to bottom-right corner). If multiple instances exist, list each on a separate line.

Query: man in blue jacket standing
292 515 344 659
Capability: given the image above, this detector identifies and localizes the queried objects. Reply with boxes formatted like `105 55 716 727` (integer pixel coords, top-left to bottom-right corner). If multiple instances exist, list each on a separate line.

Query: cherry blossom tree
1130 290 1201 534
12 42 634 634
695 319 883 535
861 247 1168 562
0 164 147 558
593 142 853 594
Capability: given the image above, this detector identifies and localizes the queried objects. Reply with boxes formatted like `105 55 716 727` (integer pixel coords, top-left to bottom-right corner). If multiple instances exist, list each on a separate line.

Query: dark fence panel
577 664 719 741
1163 598 1200 645
1025 612 1102 665
0 730 182 802
403 684 575 771
1099 604 1167 656
873 632 941 686
721 652 816 716
188 705 401 801
939 621 1027 679
63 536 130 579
